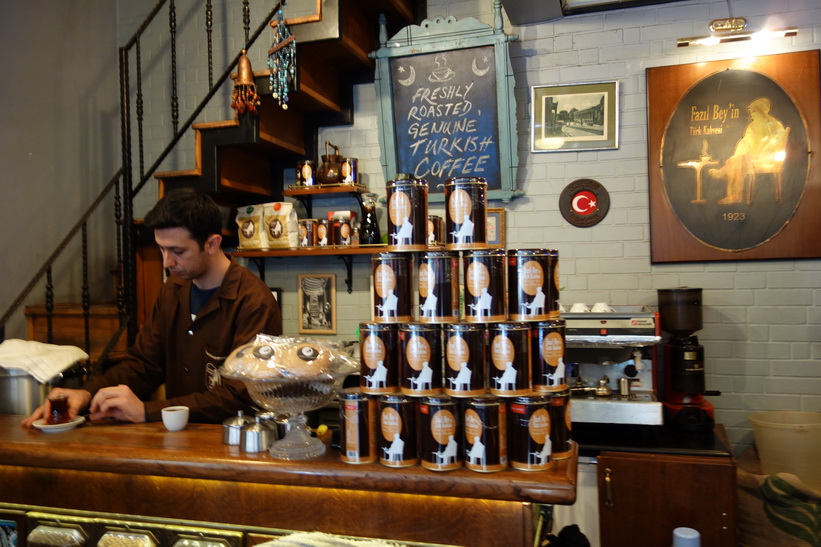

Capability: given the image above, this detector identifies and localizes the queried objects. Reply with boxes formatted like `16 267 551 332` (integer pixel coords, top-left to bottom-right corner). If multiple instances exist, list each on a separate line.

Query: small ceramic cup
161 405 189 431
591 302 615 313
569 303 590 313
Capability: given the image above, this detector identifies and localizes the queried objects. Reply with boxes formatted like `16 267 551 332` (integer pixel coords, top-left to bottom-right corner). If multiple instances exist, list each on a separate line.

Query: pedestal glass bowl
220 334 356 460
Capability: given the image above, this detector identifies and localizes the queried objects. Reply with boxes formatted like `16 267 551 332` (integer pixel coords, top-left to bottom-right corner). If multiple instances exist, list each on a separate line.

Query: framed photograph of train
647 50 821 262
531 81 619 152
298 274 336 334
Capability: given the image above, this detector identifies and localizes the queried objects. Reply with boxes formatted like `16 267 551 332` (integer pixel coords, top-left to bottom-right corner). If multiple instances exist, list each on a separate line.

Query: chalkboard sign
390 46 501 191
371 10 522 203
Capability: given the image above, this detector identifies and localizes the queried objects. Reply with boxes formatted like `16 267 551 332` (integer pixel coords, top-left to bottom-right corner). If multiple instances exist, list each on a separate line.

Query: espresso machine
657 287 716 431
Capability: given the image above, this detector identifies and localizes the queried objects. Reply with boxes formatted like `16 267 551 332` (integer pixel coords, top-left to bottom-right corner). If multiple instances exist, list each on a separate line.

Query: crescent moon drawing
472 57 490 77
572 194 592 213
397 65 416 86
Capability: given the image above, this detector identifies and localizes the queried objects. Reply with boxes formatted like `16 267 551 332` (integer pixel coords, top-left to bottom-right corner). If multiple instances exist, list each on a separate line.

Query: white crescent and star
472 55 490 77
572 193 597 214
397 65 416 86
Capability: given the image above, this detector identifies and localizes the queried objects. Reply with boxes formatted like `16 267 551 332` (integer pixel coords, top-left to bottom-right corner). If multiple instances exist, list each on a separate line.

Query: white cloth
257 531 406 547
0 339 88 383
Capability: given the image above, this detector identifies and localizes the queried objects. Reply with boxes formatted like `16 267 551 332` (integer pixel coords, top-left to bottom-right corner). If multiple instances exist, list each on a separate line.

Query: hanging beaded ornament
267 4 296 110
231 50 262 115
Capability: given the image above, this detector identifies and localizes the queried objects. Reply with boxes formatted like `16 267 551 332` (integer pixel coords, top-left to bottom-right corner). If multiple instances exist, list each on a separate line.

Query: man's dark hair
144 189 223 248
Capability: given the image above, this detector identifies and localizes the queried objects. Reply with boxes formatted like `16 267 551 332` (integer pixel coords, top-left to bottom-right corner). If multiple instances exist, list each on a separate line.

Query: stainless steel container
240 416 277 453
0 367 47 415
222 411 252 445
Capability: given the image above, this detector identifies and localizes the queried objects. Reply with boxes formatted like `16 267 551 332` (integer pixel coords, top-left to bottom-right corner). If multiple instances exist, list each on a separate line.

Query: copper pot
318 141 344 185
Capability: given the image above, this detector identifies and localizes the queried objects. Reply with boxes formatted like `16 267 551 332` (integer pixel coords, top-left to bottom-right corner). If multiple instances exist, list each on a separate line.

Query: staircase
154 0 424 213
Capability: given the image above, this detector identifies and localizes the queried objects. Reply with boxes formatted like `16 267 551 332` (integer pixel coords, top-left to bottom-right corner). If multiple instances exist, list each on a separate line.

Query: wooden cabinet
597 450 736 547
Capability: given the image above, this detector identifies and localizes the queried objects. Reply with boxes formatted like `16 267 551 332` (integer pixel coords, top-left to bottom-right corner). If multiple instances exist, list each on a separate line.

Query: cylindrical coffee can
443 323 487 397
547 249 560 319
417 251 460 323
316 219 331 247
488 322 531 397
508 394 554 471
372 253 413 323
444 177 488 251
418 395 462 471
507 249 552 322
549 388 572 460
378 394 418 467
464 396 507 472
359 322 399 394
399 323 442 396
341 157 358 185
427 215 443 246
531 319 567 392
296 159 316 186
463 249 506 323
299 219 317 247
333 218 353 246
386 175 428 252
339 388 377 464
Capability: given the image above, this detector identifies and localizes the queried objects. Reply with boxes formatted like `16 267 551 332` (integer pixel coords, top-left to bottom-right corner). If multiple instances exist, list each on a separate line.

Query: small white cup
161 405 189 431
591 302 615 313
569 303 590 313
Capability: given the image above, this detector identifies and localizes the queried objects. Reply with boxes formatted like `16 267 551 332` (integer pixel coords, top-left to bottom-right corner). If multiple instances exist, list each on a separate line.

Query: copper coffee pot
318 141 344 185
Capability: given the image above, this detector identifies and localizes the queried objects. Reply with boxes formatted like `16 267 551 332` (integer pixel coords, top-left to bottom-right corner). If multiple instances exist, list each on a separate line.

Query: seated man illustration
409 361 434 391
450 215 474 244
526 286 547 317
448 363 473 391
467 435 486 466
708 96 790 205
419 290 438 319
531 437 552 465
544 357 566 387
383 432 405 462
391 216 414 246
468 287 493 319
434 434 459 465
493 361 518 391
376 289 398 320
365 360 388 389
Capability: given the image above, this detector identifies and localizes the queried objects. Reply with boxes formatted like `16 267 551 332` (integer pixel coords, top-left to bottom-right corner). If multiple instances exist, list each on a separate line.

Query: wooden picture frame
0 509 26 547
486 208 505 248
298 274 336 334
531 81 619 152
647 50 821 262
269 287 282 303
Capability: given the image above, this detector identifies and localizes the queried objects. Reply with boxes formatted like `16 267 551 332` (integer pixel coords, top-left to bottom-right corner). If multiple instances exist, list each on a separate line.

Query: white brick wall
120 0 821 454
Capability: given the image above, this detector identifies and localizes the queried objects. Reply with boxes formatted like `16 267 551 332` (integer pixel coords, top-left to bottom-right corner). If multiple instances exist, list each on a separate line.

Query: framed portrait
531 81 619 152
647 50 821 262
0 509 26 547
298 274 336 334
486 208 506 248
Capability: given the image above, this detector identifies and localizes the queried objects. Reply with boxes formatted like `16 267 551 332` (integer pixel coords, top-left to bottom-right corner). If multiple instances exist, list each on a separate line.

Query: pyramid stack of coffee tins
340 175 571 473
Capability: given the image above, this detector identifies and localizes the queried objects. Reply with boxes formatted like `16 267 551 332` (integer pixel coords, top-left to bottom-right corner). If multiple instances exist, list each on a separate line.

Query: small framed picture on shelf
298 274 336 334
269 287 282 303
486 208 505 248
0 510 26 547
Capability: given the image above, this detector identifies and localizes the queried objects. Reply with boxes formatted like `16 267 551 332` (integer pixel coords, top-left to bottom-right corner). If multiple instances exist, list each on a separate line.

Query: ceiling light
677 18 797 47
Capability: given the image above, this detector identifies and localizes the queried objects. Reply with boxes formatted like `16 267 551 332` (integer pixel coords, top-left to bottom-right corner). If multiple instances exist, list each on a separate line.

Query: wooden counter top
0 414 577 505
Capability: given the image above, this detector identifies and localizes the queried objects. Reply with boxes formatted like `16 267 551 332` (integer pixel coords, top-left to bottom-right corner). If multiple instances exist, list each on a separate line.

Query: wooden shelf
282 184 369 197
233 245 386 258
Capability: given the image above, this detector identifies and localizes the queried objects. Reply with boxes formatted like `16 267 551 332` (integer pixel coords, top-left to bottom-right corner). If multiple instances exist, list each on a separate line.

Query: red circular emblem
559 179 610 227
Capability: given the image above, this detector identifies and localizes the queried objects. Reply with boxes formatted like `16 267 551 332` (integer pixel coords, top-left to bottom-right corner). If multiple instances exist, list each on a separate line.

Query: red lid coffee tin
507 249 554 322
463 249 506 323
508 394 554 471
443 323 487 397
417 251 460 323
418 395 462 471
378 394 418 467
531 319 567 392
549 388 573 460
359 322 399 394
444 177 488 251
386 175 428 252
339 388 377 464
464 396 508 472
399 323 443 397
372 253 413 323
488 322 532 397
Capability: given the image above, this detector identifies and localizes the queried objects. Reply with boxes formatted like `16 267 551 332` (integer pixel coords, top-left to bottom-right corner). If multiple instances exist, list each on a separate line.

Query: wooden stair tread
191 119 240 131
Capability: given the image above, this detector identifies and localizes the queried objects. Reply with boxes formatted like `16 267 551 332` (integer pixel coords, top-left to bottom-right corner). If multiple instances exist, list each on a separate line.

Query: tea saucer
33 416 85 433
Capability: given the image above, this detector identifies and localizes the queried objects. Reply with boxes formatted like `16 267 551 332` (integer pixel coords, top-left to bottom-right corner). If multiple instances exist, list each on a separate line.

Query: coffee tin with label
443 323 487 397
359 322 399 394
399 323 442 397
488 322 531 397
507 249 552 322
341 157 358 185
299 219 317 247
508 394 554 471
463 249 506 323
339 388 377 464
427 215 444 246
378 394 418 467
464 396 507 472
531 319 567 392
372 253 413 323
333 217 353 246
547 249 560 319
444 177 488 251
417 251 460 323
296 159 316 186
386 175 428 252
549 388 573 460
418 395 462 471
316 219 331 247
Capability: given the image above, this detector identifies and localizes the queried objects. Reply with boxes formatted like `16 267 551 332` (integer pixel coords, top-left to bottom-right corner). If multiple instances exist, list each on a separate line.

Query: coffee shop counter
0 415 577 547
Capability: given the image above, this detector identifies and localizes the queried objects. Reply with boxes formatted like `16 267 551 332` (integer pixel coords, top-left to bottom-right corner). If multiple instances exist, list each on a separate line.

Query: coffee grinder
657 287 716 431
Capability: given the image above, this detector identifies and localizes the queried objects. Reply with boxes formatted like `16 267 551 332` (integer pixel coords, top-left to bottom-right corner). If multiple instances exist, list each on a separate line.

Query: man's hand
89 384 146 423
20 388 92 428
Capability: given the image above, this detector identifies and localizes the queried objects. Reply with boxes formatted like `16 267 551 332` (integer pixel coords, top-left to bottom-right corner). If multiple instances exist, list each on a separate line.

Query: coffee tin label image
532 320 566 392
509 397 553 471
444 324 486 397
444 177 488 251
417 253 460 323
489 325 531 397
419 398 461 471
464 251 506 322
549 390 573 460
339 389 377 464
507 249 552 322
387 177 428 251
400 325 442 396
464 399 508 472
379 396 418 467
359 323 398 394
372 254 412 323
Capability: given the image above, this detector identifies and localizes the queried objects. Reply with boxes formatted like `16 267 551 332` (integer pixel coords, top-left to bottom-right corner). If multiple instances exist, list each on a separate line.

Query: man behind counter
22 189 282 427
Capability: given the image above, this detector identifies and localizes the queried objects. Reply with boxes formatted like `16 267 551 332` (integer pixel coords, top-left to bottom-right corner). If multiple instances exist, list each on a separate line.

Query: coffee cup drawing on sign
591 302 616 313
